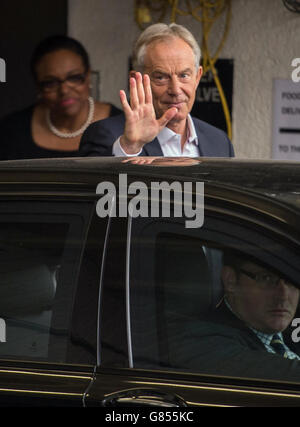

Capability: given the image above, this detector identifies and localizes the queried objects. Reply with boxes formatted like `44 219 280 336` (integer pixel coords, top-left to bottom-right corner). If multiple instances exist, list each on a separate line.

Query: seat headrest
155 234 213 318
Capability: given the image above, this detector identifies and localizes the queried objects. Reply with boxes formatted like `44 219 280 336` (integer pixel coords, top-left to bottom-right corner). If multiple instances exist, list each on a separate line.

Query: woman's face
35 49 90 117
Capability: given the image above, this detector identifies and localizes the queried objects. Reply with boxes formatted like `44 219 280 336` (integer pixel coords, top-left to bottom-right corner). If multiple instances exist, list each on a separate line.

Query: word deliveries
96 174 204 229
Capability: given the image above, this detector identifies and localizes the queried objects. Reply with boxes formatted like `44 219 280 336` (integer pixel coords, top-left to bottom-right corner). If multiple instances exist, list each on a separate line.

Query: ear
222 266 237 293
195 66 203 87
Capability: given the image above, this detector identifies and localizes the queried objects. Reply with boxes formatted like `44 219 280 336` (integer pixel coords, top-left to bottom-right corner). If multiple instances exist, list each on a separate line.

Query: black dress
0 104 122 160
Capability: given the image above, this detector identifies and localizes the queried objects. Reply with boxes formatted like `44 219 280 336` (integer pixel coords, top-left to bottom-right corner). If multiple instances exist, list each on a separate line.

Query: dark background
0 0 68 119
191 59 234 133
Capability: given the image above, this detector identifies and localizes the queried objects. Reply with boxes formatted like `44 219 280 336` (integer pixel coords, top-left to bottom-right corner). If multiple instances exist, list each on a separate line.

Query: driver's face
224 262 300 333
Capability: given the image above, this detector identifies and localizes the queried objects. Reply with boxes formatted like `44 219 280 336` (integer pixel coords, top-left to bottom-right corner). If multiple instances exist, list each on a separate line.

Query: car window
126 211 300 384
0 201 92 363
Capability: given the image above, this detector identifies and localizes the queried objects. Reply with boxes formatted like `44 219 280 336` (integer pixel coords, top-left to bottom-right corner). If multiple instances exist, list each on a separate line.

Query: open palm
119 73 177 154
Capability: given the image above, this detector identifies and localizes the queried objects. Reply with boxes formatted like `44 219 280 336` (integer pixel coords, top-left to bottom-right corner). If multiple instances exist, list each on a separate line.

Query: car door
86 181 300 407
0 195 107 406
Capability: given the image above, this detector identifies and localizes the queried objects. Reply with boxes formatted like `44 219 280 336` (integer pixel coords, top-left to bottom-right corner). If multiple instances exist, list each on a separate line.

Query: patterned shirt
251 329 300 360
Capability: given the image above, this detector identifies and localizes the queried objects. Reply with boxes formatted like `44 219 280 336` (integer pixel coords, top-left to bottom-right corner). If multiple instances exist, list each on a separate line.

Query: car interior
129 224 224 371
0 221 66 359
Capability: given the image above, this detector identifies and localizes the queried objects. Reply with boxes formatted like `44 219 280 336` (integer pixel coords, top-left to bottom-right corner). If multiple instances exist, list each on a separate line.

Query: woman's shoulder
93 101 122 121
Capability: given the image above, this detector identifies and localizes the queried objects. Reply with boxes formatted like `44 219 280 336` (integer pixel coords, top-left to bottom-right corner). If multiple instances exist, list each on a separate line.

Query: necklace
46 96 94 138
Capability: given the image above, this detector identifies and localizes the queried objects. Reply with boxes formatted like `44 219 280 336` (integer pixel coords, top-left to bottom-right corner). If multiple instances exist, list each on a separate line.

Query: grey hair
132 23 201 72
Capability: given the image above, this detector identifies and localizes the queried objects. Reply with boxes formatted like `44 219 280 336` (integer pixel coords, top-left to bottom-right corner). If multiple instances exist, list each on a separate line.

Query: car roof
0 157 299 210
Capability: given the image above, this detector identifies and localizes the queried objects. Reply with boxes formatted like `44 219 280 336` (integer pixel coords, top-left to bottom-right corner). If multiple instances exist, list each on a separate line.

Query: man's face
143 37 202 128
224 262 300 333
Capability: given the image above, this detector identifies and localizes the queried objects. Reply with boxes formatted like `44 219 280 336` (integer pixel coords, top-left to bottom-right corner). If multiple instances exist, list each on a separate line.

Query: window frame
124 196 300 375
0 197 95 365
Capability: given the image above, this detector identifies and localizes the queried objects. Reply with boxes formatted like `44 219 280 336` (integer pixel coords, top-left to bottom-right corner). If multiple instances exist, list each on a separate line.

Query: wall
68 0 139 110
68 0 300 159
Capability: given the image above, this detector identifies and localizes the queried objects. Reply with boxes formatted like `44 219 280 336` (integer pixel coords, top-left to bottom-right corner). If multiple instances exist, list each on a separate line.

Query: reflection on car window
0 206 87 363
128 214 300 383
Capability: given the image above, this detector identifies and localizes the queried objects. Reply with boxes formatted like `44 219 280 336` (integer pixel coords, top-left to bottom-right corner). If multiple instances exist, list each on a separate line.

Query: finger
143 74 153 104
143 158 155 164
132 159 146 164
130 157 155 165
129 76 139 110
125 158 145 165
157 107 178 130
122 157 139 163
136 72 145 105
119 90 132 116
122 157 152 165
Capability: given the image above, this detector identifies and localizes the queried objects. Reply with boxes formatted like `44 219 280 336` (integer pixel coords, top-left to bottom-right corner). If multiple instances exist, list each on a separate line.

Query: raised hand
119 72 177 154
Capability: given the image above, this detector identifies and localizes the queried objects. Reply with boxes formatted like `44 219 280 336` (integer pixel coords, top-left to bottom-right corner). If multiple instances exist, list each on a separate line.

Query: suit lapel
194 120 213 157
215 302 268 351
140 118 209 157
141 138 164 156
284 328 300 356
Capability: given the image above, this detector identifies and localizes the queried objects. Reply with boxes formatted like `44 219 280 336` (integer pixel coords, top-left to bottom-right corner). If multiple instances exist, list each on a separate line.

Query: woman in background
0 35 121 159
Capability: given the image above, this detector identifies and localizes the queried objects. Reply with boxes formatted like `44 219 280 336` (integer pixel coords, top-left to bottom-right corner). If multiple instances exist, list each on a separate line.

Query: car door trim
126 213 133 368
97 194 115 367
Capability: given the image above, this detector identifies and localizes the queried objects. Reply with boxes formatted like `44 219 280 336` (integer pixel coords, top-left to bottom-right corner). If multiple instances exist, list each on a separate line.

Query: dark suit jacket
167 302 300 382
79 113 235 157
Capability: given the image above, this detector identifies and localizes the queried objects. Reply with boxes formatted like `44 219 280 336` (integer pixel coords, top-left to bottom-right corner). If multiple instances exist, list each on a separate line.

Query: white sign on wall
272 78 300 160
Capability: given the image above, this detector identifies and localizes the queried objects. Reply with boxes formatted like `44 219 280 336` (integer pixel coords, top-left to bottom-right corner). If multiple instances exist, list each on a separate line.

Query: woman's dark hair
30 35 90 80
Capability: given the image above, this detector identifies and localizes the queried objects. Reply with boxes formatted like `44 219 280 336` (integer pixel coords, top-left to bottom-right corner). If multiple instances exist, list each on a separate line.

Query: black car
0 156 300 408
